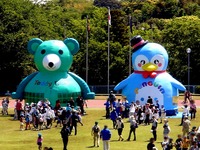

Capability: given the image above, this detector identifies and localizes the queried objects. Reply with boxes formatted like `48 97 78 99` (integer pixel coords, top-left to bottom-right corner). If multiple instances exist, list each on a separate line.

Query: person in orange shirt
182 136 190 150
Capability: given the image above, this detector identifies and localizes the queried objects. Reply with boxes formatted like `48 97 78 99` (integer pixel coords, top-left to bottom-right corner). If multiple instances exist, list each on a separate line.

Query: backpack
93 126 100 133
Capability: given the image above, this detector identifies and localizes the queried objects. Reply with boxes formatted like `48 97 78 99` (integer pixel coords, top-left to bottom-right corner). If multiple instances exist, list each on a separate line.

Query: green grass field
0 107 199 150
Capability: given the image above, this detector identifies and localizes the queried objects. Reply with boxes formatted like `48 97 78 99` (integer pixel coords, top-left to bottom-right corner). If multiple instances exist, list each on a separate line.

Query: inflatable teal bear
12 38 95 106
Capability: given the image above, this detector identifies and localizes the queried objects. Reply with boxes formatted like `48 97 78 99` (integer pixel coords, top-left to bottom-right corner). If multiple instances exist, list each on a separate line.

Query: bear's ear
27 38 43 54
63 38 80 55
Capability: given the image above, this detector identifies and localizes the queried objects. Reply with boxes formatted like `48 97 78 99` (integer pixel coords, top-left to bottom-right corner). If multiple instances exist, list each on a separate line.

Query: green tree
161 16 200 85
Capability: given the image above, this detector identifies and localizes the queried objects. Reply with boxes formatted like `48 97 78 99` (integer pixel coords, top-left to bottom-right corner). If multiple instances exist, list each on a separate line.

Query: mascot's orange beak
142 63 158 71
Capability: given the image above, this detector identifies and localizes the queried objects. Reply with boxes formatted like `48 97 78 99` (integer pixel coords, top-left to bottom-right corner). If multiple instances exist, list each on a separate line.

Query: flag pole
107 7 111 94
129 15 132 75
86 15 89 83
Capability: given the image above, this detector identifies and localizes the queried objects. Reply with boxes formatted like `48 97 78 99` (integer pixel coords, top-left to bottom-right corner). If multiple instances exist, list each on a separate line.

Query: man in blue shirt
100 125 111 150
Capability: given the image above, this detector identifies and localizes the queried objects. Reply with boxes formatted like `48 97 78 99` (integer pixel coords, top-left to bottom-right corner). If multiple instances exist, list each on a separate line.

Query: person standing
144 103 151 125
108 91 116 110
163 119 171 138
184 90 191 103
127 115 138 141
110 108 118 129
37 133 43 150
180 105 190 126
104 99 111 119
100 125 111 150
60 124 70 150
151 116 158 141
189 100 197 120
160 105 166 123
69 111 83 135
147 96 153 105
182 116 191 136
16 99 23 120
115 116 124 141
76 96 84 115
91 121 100 147
174 134 183 150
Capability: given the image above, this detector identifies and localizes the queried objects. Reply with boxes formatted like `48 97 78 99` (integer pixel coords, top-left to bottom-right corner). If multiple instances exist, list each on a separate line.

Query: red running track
1 99 200 108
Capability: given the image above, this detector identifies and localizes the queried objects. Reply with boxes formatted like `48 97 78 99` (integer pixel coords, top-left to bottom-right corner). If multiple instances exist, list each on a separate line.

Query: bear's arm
68 72 95 99
11 72 38 99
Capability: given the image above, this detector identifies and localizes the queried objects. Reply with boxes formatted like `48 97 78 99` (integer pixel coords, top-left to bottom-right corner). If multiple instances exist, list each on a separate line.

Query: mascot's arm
11 72 38 99
68 72 95 100
114 78 129 91
171 79 186 96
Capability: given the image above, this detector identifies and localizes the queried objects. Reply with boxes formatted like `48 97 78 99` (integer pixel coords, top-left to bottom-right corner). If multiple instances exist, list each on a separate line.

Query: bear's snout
42 54 61 71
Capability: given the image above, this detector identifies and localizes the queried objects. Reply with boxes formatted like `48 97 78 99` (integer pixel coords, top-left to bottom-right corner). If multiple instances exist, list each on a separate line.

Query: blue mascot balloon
114 35 186 116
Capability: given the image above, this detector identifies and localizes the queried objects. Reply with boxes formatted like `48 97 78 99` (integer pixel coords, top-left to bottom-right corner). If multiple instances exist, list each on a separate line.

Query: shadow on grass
86 145 96 148
110 139 122 142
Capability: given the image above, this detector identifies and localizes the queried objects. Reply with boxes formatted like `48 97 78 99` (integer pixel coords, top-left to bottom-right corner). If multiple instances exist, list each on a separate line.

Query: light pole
186 48 191 91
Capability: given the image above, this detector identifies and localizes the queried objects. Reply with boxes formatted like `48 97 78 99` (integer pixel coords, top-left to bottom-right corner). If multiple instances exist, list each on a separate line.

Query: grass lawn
0 106 199 150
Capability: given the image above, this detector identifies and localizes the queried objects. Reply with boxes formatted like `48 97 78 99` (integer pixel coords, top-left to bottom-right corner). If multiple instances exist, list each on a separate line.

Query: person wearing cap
182 116 191 136
108 91 116 110
91 121 101 147
115 116 124 141
127 115 138 141
69 110 83 135
100 125 111 150
37 133 43 150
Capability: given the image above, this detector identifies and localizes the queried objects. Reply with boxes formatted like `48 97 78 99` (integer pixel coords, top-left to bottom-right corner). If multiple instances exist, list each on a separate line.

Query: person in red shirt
184 90 191 103
16 99 23 120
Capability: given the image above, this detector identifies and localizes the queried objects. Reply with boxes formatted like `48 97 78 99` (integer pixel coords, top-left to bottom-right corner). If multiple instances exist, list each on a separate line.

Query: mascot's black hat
130 35 148 53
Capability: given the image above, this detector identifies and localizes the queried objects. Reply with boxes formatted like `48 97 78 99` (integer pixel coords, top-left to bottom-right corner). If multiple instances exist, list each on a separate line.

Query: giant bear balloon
114 35 185 115
12 38 95 106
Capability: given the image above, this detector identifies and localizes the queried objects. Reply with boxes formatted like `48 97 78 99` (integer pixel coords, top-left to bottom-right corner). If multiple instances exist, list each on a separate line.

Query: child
37 133 43 150
20 114 25 131
25 114 31 130
182 136 190 150
161 136 169 150
163 119 171 138
160 105 166 123
174 134 182 150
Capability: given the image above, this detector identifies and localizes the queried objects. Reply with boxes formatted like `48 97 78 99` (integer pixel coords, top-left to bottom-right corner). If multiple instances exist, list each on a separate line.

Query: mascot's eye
58 50 63 55
140 60 146 65
41 49 46 54
154 59 159 64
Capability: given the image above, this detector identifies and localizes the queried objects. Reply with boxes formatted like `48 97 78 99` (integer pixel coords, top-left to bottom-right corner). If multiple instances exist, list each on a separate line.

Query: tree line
0 0 200 93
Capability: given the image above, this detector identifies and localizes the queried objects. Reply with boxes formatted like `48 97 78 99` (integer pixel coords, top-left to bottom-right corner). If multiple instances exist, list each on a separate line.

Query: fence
89 85 199 94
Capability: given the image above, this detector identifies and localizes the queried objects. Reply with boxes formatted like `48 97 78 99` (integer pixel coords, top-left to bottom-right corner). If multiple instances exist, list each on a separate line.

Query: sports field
0 96 199 150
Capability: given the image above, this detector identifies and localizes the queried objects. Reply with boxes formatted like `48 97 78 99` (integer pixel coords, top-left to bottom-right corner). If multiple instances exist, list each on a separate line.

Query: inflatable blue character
12 38 95 106
114 35 185 115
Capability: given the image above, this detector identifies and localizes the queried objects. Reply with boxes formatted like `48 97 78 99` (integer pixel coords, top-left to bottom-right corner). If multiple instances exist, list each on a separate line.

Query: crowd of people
103 91 199 150
0 89 199 150
8 96 84 150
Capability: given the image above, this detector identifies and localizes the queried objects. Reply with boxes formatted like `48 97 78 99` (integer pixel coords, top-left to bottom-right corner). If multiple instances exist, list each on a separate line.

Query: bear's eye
59 50 63 55
41 49 46 54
